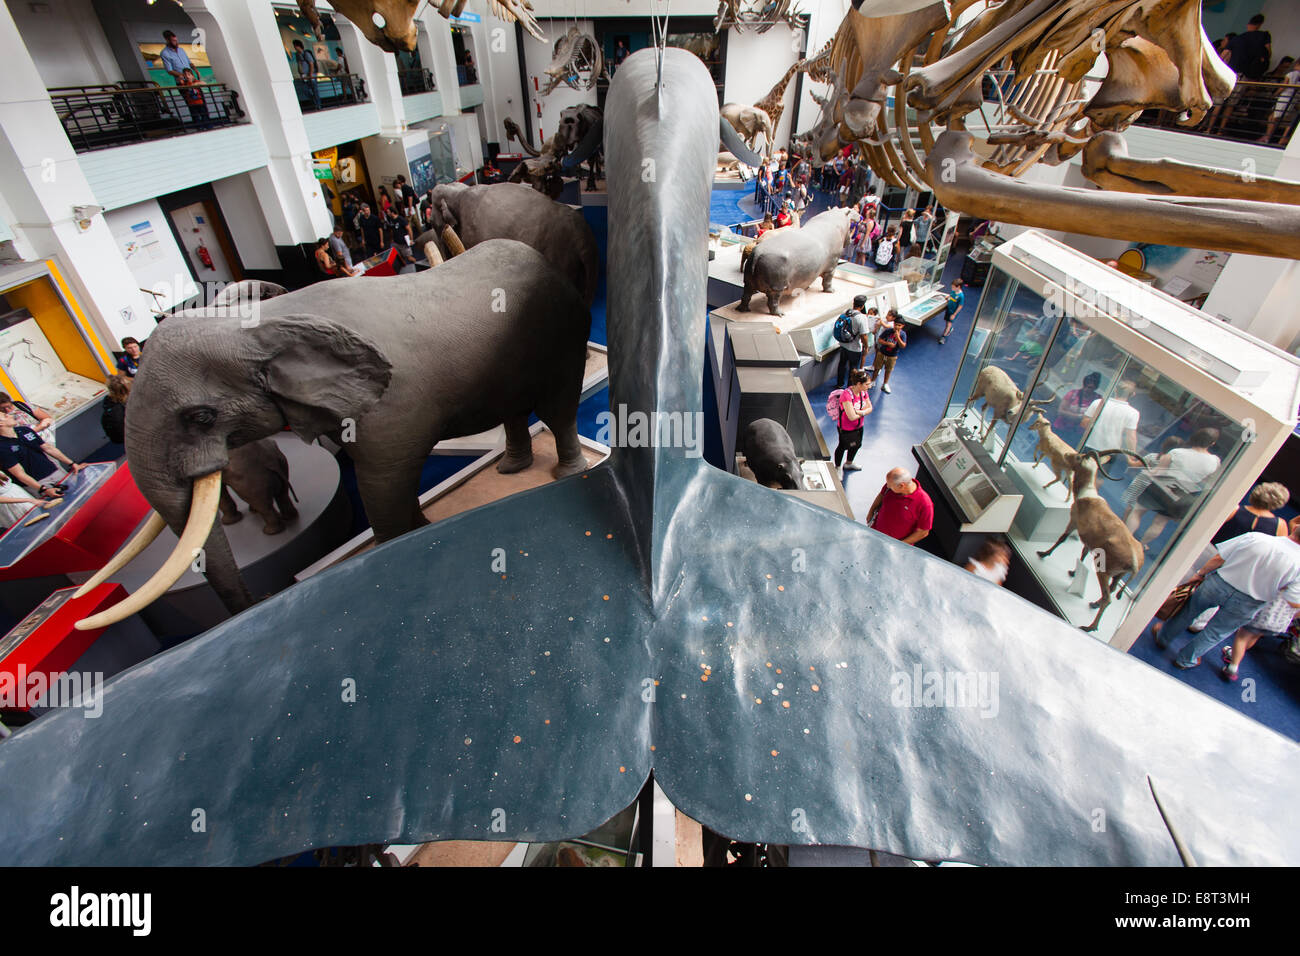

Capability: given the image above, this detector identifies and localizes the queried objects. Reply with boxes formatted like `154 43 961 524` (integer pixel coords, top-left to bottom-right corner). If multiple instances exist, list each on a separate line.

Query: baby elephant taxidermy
743 418 802 490
220 439 299 535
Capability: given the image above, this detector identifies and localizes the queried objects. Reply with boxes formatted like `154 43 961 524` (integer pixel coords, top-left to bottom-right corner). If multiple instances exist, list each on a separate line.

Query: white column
341 18 405 132
421 8 462 115
184 0 332 244
473 1 525 146
1199 121 1300 351
0 0 155 345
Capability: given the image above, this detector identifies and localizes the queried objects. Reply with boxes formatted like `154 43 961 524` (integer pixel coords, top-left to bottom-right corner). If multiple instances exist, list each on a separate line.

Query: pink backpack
827 388 846 421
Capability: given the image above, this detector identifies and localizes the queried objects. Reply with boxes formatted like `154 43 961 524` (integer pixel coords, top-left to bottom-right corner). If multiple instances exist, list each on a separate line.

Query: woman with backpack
831 369 873 478
874 226 900 272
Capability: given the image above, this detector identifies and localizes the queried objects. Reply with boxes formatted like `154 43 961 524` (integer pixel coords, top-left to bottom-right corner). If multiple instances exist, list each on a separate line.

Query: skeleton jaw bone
927 130 1300 260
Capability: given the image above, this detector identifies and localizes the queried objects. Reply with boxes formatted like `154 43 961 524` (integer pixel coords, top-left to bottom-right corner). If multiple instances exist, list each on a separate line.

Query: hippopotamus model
742 418 802 490
740 207 854 316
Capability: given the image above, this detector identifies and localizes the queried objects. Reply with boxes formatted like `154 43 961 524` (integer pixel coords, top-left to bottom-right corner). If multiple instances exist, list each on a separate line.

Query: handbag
1156 579 1200 620
1143 475 1195 519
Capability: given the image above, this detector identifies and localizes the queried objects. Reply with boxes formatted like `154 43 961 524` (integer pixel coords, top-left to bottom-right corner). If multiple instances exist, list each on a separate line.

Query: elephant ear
437 198 458 231
247 316 394 443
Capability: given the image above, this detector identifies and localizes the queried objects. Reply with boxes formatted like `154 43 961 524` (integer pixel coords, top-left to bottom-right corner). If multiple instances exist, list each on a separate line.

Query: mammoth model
414 182 600 306
75 240 591 629
739 207 854 316
504 105 604 196
221 439 298 535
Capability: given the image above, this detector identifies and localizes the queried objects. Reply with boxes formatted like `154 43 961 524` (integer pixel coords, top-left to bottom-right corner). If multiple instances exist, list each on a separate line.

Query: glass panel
1093 359 1247 590
945 266 1013 426
947 279 1060 460
995 329 1248 640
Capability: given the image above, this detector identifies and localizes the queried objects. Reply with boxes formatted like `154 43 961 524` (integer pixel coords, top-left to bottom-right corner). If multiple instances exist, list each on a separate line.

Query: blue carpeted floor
1128 618 1300 740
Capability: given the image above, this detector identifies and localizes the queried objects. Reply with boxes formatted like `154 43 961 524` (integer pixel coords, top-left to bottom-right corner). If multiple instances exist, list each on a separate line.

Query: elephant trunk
75 473 252 630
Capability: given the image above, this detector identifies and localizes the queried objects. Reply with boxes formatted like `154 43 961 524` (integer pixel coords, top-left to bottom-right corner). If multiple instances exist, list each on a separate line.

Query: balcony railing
397 68 436 96
49 82 245 153
295 73 369 113
1133 80 1300 148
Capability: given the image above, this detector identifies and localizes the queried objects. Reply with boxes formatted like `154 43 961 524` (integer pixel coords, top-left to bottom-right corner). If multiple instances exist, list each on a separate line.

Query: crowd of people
1204 13 1299 144
316 175 435 278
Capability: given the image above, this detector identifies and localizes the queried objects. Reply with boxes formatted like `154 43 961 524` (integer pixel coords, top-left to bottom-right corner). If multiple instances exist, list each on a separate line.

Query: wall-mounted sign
450 13 481 23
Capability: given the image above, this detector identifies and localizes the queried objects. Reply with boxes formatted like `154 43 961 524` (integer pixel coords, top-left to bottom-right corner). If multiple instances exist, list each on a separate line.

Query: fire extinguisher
196 242 214 270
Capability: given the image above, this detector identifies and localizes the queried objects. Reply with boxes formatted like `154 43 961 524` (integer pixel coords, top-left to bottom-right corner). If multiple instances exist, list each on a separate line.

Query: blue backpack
833 309 859 344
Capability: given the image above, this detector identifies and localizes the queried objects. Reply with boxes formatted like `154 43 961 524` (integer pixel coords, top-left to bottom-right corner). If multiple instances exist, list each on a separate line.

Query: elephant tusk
74 474 224 631
71 511 168 599
441 225 466 258
423 240 443 266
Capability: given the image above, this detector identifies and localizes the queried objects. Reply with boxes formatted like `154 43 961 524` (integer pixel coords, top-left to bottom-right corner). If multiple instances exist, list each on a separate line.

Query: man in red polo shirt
866 466 933 545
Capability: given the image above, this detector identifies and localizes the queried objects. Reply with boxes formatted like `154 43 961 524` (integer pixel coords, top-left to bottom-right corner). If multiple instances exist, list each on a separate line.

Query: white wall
212 172 279 270
103 200 200 310
723 24 804 149
442 112 483 173
791 0 848 144
6 0 120 88
1258 2 1300 65
360 130 430 194
471 0 525 147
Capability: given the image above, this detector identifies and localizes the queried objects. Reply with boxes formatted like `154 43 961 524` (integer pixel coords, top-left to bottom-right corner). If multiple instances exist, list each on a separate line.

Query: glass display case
0 267 113 423
941 231 1300 647
899 209 960 300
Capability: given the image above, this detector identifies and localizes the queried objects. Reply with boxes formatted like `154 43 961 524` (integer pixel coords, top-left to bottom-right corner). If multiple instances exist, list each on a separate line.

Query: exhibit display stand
0 261 119 460
0 462 150 621
938 231 1300 648
913 420 1024 566
0 583 158 721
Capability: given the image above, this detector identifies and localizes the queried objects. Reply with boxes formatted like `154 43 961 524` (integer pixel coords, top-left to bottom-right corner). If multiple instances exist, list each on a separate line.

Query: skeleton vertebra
795 0 1300 259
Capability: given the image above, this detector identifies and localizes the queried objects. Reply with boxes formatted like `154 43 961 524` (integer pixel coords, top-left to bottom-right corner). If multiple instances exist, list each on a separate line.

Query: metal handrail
1133 79 1300 148
295 72 369 113
49 82 245 153
397 68 436 96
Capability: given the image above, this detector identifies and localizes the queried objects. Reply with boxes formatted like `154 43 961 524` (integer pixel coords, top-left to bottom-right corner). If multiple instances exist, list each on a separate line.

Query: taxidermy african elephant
75 240 591 627
742 418 801 490
740 207 854 316
220 439 298 535
720 103 773 155
414 182 599 306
